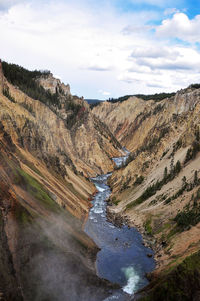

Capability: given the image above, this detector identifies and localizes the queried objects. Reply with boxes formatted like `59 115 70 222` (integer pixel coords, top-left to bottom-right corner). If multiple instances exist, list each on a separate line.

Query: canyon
0 60 200 300
0 61 122 300
93 87 200 300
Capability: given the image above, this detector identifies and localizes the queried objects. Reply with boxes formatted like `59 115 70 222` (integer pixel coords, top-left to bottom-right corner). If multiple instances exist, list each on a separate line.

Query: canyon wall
0 61 121 300
94 88 200 300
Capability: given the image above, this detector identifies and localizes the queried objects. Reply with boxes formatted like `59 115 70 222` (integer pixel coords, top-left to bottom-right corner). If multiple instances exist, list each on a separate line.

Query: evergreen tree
182 176 187 189
175 160 181 174
194 170 198 186
164 167 168 180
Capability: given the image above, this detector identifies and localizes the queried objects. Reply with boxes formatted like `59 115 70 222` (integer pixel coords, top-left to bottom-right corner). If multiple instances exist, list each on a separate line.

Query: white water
112 149 130 168
122 267 140 294
95 184 106 192
85 149 155 301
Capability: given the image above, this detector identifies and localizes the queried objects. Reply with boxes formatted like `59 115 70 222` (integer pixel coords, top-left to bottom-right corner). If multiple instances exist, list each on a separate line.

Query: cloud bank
0 0 200 98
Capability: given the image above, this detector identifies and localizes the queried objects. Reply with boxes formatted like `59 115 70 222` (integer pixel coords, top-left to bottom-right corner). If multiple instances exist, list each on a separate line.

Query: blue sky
115 0 198 16
0 0 200 99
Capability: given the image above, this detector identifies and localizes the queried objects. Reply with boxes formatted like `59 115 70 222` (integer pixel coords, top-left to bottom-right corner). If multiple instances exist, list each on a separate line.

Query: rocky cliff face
0 123 116 300
36 72 71 95
93 89 200 151
2 58 200 300
94 88 200 299
0 61 121 300
1 61 122 178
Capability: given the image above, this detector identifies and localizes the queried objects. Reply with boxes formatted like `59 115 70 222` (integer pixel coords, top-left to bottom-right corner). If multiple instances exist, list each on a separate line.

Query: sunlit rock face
93 89 200 152
93 85 200 294
0 61 122 300
36 72 71 96
0 61 122 178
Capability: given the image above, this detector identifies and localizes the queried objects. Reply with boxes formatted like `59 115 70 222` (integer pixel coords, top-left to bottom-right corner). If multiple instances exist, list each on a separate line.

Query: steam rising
20 214 111 301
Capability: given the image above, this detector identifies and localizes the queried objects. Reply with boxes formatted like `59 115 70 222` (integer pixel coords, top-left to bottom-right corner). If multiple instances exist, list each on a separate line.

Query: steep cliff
0 123 117 300
1 61 122 178
0 61 121 300
36 72 71 95
94 88 200 299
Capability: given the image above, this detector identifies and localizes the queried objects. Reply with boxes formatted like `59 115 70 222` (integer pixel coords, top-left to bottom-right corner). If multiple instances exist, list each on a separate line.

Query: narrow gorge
0 60 200 301
84 154 155 300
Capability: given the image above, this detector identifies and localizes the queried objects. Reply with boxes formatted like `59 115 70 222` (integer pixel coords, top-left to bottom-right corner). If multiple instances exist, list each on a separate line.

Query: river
84 152 155 300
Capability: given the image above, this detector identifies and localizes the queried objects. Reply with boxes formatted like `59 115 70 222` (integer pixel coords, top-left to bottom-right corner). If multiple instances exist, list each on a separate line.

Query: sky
0 0 200 99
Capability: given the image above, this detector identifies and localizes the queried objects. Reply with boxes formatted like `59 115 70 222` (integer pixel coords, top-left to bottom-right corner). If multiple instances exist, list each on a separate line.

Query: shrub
126 160 182 209
113 199 121 206
134 175 144 186
174 188 200 231
184 141 200 164
144 218 153 235
3 86 16 103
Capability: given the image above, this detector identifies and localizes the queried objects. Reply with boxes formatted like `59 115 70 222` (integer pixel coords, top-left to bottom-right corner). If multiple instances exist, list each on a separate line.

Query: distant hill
85 99 103 104
107 92 176 104
106 84 200 104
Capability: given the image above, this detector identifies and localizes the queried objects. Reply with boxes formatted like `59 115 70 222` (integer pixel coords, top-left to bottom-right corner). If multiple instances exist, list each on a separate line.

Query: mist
17 213 114 301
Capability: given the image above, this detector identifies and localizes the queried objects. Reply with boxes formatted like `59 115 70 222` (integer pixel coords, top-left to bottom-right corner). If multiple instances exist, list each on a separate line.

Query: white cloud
122 24 153 35
86 63 113 72
164 8 180 15
0 1 200 98
0 1 155 97
98 89 111 96
147 82 165 88
156 13 200 42
130 46 179 59
119 44 200 91
0 0 25 10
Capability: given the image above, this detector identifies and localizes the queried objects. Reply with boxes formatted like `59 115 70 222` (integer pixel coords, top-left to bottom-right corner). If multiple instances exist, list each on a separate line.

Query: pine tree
164 167 168 180
194 170 198 186
175 160 181 174
182 176 187 189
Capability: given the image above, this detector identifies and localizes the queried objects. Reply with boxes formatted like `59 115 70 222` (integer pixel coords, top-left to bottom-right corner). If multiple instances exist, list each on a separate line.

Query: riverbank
84 171 155 300
106 207 163 271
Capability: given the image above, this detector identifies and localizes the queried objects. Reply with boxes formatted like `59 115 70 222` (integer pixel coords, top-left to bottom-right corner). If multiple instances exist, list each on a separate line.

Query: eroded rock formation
94 88 200 300
0 61 121 300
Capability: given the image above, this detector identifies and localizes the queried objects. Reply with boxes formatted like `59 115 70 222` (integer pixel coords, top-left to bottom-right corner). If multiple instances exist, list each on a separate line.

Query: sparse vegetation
113 199 121 206
124 126 170 168
173 139 182 153
2 61 60 106
2 61 88 130
3 86 16 103
93 116 122 150
15 203 33 226
140 250 200 301
161 149 169 158
65 102 82 128
107 92 175 104
14 168 59 212
120 176 131 191
126 160 182 210
140 127 169 153
174 188 200 231
20 102 35 116
184 141 200 164
144 218 152 235
134 175 144 186
43 154 68 177
165 170 200 204
152 104 164 115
